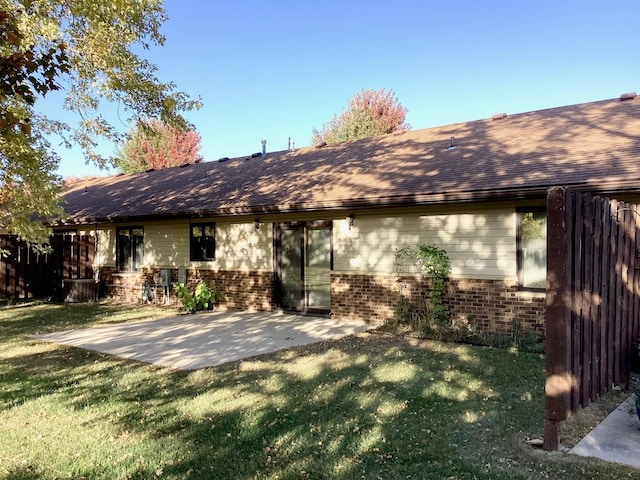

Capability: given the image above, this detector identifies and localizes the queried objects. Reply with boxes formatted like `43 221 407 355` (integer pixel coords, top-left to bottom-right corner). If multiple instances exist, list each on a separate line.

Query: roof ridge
412 96 629 135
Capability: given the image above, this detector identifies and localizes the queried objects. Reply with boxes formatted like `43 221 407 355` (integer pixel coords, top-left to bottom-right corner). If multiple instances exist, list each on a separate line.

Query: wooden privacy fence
544 187 640 450
0 235 95 300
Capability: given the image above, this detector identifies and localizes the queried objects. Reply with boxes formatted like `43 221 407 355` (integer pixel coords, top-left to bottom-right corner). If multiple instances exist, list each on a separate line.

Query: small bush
416 244 451 329
176 281 220 313
390 297 414 328
393 244 452 336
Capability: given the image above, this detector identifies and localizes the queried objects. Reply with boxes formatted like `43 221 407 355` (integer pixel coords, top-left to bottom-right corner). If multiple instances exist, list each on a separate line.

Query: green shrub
176 281 220 313
511 319 545 353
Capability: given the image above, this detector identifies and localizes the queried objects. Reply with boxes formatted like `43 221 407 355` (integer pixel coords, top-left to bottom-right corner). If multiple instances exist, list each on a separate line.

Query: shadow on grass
1 305 636 479
0 302 171 340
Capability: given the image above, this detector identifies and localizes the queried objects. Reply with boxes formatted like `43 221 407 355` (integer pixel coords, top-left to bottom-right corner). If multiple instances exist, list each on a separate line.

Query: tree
312 88 409 145
115 119 202 174
0 0 200 248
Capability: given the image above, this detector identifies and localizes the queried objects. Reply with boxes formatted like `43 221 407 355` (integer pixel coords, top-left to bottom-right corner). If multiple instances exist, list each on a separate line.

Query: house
56 95 640 334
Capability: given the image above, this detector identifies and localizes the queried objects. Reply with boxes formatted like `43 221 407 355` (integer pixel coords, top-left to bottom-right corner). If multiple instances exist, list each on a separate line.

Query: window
117 227 144 271
190 223 216 261
517 209 547 289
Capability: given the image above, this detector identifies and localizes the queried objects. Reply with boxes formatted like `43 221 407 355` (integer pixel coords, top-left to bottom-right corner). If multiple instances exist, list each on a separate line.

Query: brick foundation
331 273 545 334
99 268 143 304
331 273 399 327
99 267 274 311
190 269 274 311
99 267 545 335
447 278 545 334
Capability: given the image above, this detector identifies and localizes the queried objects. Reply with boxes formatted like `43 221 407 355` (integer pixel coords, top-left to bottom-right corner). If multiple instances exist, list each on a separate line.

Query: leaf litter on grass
2 304 640 479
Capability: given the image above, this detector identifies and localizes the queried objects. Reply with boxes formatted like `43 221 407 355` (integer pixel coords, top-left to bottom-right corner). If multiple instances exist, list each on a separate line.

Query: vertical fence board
591 197 603 399
571 192 583 410
607 202 619 386
64 236 71 280
6 236 15 298
1 237 9 298
627 205 637 371
631 205 640 341
0 236 7 298
544 187 571 451
7 240 16 299
614 202 625 385
620 208 632 385
600 203 612 393
16 244 25 298
581 194 594 407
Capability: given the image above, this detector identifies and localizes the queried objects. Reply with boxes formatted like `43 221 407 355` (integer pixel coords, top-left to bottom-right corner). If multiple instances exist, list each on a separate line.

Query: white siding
333 209 517 280
143 220 191 267
94 226 115 267
92 220 273 272
214 222 273 272
91 208 516 279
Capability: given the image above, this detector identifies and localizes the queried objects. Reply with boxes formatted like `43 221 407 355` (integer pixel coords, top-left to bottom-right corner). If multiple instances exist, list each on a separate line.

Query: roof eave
53 180 640 226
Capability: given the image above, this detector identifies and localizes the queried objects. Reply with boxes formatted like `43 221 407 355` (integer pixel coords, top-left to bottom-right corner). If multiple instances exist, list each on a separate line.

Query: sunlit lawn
0 303 637 479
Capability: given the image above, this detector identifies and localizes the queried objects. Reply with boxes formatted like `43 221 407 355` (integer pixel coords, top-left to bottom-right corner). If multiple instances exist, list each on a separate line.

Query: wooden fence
0 235 95 300
544 187 640 450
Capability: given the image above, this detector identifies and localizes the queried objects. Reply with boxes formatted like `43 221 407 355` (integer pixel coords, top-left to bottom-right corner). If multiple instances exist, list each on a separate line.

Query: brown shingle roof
61 97 640 223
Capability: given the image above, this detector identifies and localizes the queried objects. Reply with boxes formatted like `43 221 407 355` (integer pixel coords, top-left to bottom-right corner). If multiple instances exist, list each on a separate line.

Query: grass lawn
0 303 637 479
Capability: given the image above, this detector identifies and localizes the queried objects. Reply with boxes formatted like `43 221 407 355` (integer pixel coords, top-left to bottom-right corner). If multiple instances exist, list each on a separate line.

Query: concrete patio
35 310 372 370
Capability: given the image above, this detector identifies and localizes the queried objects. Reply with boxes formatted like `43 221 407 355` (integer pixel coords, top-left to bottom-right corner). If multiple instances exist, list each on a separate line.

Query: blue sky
52 0 640 178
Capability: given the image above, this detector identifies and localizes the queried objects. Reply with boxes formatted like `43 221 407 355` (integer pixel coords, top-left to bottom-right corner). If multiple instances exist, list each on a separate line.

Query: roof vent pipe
261 139 267 157
446 136 456 150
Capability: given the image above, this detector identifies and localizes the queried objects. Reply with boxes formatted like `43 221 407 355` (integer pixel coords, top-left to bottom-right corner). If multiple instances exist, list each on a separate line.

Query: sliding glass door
305 226 331 310
275 222 332 313
278 225 304 311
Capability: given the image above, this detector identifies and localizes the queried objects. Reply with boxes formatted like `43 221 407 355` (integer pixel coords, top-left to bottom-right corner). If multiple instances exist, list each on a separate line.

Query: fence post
544 187 572 450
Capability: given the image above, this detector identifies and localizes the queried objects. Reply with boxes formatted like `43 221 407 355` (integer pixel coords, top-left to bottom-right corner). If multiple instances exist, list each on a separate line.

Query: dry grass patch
559 389 632 448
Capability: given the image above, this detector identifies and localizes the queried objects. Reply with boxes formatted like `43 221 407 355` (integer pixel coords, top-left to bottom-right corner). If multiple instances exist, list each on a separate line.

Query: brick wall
99 267 143 304
191 269 274 311
99 266 274 311
447 278 545 334
331 273 399 327
99 267 545 335
331 273 546 334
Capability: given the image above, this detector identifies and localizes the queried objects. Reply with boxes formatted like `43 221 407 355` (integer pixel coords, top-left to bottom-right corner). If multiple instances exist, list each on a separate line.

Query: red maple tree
312 88 409 145
116 119 202 173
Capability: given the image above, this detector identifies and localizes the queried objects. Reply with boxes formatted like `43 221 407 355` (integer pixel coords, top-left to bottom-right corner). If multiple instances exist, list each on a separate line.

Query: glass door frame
273 221 333 314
